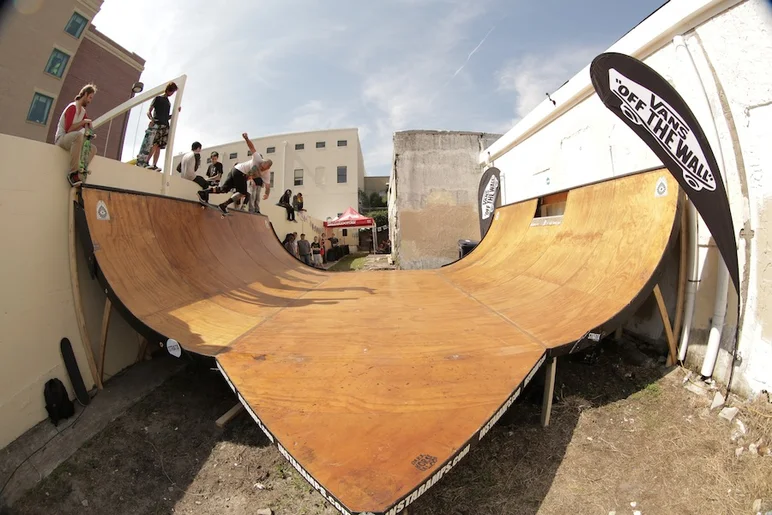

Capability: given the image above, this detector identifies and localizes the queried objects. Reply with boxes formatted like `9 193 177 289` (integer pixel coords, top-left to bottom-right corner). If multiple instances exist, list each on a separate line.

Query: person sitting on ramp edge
197 132 272 214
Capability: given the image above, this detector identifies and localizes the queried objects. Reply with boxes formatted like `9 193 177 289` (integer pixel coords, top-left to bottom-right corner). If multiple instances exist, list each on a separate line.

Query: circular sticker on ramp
655 177 668 198
96 200 110 221
166 338 182 358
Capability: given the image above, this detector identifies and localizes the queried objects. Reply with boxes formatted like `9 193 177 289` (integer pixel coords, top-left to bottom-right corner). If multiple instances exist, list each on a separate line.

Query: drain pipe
673 35 701 364
677 201 699 362
672 35 731 378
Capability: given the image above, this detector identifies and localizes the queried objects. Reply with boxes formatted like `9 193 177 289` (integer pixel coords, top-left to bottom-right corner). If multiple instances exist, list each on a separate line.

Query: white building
173 128 366 222
480 0 772 398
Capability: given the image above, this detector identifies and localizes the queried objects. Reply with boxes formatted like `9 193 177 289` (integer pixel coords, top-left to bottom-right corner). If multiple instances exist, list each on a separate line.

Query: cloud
286 100 352 132
496 45 602 120
355 1 497 171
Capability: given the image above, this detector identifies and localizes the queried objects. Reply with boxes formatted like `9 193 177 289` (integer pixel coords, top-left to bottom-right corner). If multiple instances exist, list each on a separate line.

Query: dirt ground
7 339 771 515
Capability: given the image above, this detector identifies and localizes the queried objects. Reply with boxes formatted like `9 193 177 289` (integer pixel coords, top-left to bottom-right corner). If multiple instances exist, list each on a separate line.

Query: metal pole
162 75 187 195
104 119 113 157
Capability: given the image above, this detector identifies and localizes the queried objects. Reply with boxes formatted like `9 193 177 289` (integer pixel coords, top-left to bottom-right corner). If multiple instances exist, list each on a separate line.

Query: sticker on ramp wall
480 175 499 221
166 338 181 358
96 200 110 221
655 177 668 198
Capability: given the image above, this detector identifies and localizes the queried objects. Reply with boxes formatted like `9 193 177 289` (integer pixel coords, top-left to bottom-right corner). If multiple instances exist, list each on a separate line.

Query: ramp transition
75 169 679 515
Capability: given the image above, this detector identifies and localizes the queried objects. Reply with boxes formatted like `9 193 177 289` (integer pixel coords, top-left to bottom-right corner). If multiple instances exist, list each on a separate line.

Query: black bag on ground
44 378 74 426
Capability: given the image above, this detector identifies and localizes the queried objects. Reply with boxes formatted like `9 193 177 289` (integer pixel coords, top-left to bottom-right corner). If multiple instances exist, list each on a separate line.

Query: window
44 49 70 78
229 152 238 159
337 140 347 147
295 143 304 150
64 12 88 39
342 229 348 237
535 192 568 218
266 146 275 154
247 150 253 156
269 171 275 188
316 141 325 149
294 169 304 186
26 92 54 124
337 166 347 183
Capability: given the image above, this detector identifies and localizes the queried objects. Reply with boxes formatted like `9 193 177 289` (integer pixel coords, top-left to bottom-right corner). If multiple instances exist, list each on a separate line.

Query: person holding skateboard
197 132 272 215
55 84 98 186
144 81 178 171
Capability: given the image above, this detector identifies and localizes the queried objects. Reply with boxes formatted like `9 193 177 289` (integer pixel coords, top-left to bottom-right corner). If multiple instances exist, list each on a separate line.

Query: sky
92 0 667 177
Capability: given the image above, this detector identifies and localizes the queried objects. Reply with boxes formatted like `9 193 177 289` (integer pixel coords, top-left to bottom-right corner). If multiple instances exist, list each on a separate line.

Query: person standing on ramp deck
197 132 272 215
145 82 178 171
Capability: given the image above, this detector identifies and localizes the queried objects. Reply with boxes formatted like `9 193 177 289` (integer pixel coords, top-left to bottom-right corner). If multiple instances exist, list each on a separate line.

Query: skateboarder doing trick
197 132 272 214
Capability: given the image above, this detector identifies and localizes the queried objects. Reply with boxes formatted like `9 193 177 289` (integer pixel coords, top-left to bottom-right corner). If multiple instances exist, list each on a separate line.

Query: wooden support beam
98 298 113 384
672 196 688 346
541 356 557 427
136 335 148 362
653 284 678 366
68 189 102 389
216 403 245 428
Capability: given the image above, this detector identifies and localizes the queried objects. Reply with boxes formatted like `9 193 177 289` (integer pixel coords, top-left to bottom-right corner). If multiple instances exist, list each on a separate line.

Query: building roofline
197 127 362 151
86 25 145 71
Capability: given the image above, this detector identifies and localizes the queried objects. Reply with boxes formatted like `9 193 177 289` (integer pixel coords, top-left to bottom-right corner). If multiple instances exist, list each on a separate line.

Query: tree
369 209 388 228
369 192 387 208
358 189 370 211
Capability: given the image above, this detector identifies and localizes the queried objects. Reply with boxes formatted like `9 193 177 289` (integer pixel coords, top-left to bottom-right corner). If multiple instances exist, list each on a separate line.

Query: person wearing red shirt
54 84 97 185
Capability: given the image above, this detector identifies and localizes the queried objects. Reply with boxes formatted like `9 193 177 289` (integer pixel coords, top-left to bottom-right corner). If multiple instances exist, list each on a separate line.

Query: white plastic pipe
678 201 699 362
702 262 730 376
671 35 731 377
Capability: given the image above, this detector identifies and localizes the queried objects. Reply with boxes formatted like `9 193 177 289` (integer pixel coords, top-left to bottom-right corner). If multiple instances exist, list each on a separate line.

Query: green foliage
358 189 370 210
369 192 387 208
369 209 388 228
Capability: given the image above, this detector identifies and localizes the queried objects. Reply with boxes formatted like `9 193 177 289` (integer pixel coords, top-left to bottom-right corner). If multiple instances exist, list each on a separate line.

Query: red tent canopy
324 207 375 228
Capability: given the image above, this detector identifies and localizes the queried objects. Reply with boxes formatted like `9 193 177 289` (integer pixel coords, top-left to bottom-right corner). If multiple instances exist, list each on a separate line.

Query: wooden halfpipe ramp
74 169 679 515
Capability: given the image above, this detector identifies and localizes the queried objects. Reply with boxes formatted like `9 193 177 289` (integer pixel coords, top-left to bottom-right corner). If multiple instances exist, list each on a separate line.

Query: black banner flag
478 167 501 239
590 52 739 293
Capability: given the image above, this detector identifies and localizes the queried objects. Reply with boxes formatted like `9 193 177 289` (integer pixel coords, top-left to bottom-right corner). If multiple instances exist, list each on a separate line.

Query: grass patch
327 253 369 271
631 382 662 400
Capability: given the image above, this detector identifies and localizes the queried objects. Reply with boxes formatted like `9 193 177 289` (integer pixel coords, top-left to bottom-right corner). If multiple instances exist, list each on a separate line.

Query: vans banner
478 167 501 239
590 52 739 292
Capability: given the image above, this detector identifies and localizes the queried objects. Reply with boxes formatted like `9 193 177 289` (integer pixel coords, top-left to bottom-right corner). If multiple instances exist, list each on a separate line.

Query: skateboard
60 337 90 406
80 127 94 176
68 128 95 188
199 199 231 218
136 124 156 168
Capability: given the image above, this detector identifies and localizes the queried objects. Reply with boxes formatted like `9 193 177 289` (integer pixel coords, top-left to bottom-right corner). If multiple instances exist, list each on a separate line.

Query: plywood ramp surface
79 169 678 514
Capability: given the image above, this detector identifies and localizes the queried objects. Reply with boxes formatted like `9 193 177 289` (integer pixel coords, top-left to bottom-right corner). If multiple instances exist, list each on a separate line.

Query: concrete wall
0 133 157 450
484 0 772 397
389 130 500 270
0 0 102 141
171 128 365 223
45 25 145 160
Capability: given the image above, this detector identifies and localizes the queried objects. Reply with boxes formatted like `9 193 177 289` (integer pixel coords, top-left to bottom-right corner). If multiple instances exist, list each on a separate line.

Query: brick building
46 25 145 160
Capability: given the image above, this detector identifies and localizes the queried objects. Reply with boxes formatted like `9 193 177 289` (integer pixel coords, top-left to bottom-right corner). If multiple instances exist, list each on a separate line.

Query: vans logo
609 69 716 192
